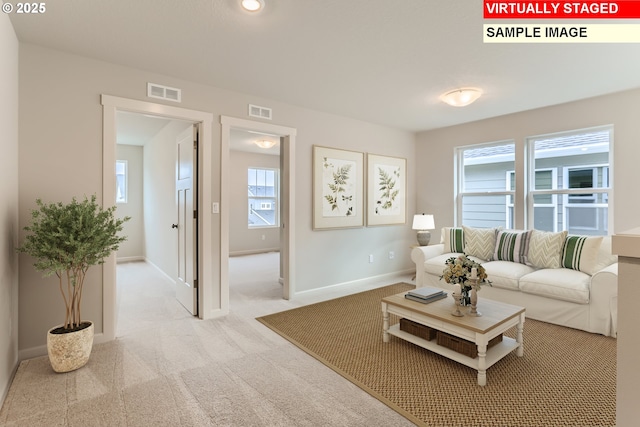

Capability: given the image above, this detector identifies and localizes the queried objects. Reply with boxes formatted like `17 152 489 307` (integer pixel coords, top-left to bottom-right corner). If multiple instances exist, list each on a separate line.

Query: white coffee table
381 291 525 386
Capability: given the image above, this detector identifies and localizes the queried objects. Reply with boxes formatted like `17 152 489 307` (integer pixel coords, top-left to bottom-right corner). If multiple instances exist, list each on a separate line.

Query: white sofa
411 227 618 337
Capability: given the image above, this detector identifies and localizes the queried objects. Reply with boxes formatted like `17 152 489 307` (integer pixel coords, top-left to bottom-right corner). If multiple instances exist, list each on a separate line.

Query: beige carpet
257 283 616 427
1 258 414 426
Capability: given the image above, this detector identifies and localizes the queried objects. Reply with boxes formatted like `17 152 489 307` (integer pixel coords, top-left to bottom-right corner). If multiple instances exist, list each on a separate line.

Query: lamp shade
412 214 435 230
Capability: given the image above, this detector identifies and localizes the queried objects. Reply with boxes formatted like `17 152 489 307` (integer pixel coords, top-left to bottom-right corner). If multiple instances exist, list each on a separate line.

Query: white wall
116 144 144 261
230 150 280 255
415 89 640 234
17 43 415 353
144 121 192 278
0 13 19 404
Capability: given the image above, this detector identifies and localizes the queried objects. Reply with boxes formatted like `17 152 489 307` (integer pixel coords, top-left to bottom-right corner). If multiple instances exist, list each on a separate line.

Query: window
456 142 515 228
116 160 127 204
248 168 279 228
528 127 611 235
507 169 557 230
456 126 612 235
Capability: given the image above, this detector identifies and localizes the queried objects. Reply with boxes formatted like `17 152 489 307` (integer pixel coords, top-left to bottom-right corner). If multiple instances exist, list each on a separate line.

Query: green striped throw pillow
561 235 604 275
443 227 464 253
493 230 532 264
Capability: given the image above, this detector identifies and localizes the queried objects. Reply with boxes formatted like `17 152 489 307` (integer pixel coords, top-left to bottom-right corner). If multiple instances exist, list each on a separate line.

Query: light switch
212 202 219 214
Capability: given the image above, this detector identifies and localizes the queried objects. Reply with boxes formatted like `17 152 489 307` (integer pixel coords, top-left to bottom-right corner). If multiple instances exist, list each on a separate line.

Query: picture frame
313 145 364 230
366 153 407 226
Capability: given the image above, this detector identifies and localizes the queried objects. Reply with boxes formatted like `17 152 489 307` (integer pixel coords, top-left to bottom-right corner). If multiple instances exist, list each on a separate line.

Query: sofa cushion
463 226 500 262
527 230 568 269
519 268 590 304
424 253 460 277
493 230 531 264
442 227 464 253
424 253 485 279
481 260 536 290
592 236 617 273
562 235 603 275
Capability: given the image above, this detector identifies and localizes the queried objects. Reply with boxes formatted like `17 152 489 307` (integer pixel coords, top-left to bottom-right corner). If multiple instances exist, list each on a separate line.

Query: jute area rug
257 283 616 427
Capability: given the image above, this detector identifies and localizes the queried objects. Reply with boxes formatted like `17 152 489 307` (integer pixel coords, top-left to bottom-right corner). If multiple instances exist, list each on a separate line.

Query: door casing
101 95 214 342
220 116 297 306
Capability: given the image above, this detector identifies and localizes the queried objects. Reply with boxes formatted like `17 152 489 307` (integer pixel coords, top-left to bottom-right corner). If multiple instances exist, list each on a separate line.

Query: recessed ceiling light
440 88 483 107
241 0 264 12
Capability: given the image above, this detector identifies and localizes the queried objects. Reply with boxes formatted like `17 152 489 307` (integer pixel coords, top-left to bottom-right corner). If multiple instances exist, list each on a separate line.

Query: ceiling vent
248 104 272 120
147 83 182 103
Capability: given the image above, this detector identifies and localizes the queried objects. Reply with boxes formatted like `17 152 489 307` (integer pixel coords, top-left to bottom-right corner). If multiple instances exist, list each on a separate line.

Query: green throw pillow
493 230 532 264
443 227 464 253
562 235 604 275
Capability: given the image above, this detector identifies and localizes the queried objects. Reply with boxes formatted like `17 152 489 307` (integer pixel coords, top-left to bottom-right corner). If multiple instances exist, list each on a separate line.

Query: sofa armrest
590 262 618 337
411 244 445 287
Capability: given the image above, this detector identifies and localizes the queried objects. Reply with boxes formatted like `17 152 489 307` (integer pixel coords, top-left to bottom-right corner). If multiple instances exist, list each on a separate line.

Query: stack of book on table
405 286 447 304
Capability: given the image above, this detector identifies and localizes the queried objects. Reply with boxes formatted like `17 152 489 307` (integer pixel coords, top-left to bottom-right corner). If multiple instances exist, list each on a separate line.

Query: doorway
115 113 198 321
220 116 297 306
102 95 214 342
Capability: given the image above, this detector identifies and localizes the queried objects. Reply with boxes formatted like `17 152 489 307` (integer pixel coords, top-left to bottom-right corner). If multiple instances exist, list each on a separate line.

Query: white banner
483 24 640 43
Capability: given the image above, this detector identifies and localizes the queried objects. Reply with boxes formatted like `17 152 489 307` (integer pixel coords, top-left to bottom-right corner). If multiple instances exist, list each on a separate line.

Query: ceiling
116 112 173 146
10 0 640 132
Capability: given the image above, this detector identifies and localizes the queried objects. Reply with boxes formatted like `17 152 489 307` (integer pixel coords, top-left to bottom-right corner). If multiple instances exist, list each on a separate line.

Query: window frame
115 160 128 204
526 125 612 234
247 167 280 229
455 140 515 227
561 163 609 232
506 168 557 230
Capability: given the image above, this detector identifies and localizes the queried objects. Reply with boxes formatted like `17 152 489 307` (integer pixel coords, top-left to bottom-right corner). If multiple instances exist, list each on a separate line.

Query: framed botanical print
313 145 364 229
366 153 407 226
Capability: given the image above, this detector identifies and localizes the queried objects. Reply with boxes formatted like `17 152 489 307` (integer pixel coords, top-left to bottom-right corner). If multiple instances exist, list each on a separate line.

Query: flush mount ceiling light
440 88 483 107
254 139 276 149
241 0 264 12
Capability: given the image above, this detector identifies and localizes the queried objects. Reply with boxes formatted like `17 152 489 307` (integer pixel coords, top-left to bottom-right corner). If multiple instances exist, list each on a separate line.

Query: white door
175 124 198 315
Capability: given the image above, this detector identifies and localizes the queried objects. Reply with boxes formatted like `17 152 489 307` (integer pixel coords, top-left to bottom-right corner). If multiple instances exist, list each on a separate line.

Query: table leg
516 313 525 357
477 343 487 386
382 302 389 343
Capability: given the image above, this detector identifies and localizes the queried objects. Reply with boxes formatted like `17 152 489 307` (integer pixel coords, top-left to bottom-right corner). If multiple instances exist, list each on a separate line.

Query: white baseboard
144 259 175 284
18 332 105 362
293 269 414 299
18 344 47 361
0 358 19 410
230 249 280 257
117 256 145 263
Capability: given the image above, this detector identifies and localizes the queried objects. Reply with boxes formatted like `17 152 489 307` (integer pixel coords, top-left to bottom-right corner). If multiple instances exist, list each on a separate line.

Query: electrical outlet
369 254 374 263
262 234 266 240
389 251 395 260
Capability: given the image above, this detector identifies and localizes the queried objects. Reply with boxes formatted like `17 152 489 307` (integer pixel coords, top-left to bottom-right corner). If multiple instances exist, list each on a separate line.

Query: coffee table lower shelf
387 324 520 370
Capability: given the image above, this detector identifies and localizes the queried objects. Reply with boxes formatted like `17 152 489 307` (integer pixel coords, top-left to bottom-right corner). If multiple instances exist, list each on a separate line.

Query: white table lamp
412 214 435 246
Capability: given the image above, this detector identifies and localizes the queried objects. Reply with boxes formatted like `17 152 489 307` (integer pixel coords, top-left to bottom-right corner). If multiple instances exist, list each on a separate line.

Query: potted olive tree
18 194 129 372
